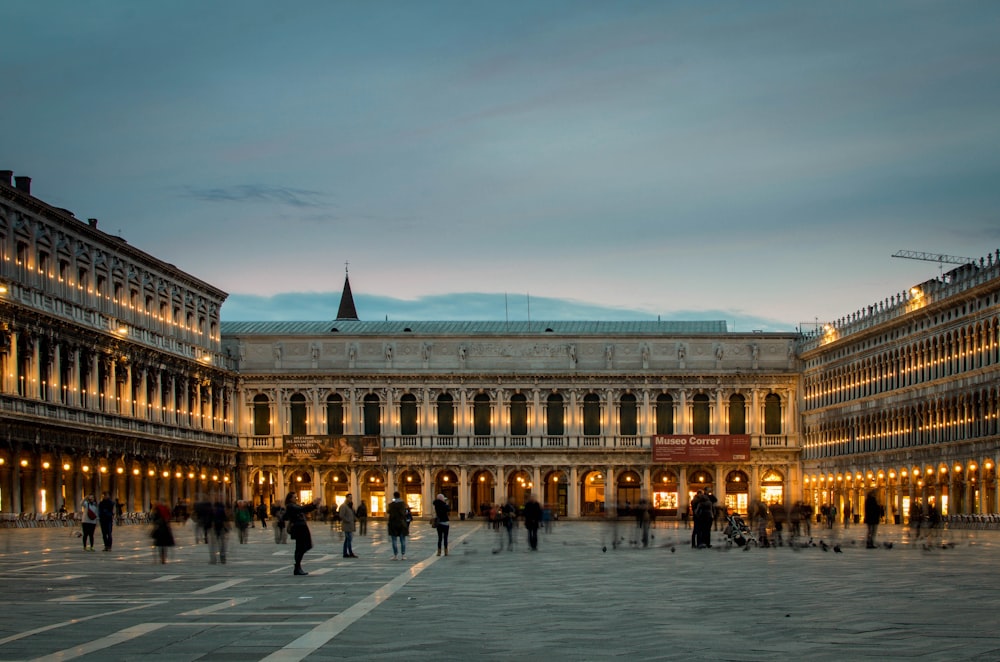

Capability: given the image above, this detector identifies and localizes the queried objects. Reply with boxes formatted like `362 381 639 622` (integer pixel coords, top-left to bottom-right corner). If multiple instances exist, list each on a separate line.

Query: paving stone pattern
0 519 998 661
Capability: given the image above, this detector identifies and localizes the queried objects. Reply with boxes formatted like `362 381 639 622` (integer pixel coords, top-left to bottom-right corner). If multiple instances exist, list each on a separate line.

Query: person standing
522 494 543 551
433 493 451 556
273 501 288 545
98 492 115 551
386 491 409 560
339 494 358 558
864 489 881 549
80 494 99 551
284 492 319 575
355 500 368 535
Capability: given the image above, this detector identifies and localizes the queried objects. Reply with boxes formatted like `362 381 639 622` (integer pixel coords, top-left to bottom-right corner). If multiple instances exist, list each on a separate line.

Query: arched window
764 393 782 435
326 394 344 435
620 393 638 436
289 393 307 435
510 393 528 436
546 393 564 436
473 393 491 436
729 394 746 434
437 393 454 436
583 393 601 436
363 394 381 435
692 394 710 434
656 394 674 435
399 394 418 436
253 394 270 436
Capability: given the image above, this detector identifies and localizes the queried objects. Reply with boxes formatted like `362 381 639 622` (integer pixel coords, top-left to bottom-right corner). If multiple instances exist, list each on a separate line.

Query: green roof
221 320 730 336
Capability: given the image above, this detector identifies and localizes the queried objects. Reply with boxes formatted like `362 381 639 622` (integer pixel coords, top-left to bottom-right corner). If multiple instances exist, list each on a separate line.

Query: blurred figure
285 492 320 575
194 499 213 544
634 497 651 548
386 491 409 560
210 501 229 563
273 500 288 544
256 501 268 529
235 500 252 544
356 499 368 535
151 500 175 564
80 494 98 551
523 494 542 551
501 497 518 551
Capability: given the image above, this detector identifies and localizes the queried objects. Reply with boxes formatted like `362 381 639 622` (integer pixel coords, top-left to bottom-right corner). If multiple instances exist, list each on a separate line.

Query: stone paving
0 517 998 661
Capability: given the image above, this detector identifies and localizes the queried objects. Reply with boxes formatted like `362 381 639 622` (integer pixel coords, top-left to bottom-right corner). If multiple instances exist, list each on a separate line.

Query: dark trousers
81 523 96 549
99 519 113 550
437 523 450 550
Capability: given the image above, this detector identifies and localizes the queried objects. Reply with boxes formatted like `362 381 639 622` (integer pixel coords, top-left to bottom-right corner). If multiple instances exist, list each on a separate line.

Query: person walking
273 501 288 545
386 491 409 560
355 500 368 535
338 494 358 558
523 494 543 551
151 500 175 564
501 497 517 551
80 494 99 551
234 500 252 544
864 489 881 549
284 492 319 575
256 501 268 529
432 493 451 556
209 501 229 564
98 492 115 551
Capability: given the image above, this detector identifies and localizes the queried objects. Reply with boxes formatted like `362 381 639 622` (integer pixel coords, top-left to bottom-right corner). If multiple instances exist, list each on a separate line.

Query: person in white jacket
80 494 98 551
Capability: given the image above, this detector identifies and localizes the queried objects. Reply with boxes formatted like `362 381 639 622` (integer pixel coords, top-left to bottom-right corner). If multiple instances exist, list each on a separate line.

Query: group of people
79 492 117 552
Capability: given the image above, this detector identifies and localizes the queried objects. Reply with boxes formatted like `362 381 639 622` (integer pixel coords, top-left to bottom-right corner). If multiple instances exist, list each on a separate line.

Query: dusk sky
3 2 999 332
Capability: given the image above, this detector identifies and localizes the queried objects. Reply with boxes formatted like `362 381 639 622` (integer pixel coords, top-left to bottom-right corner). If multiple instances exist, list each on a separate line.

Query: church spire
336 264 359 321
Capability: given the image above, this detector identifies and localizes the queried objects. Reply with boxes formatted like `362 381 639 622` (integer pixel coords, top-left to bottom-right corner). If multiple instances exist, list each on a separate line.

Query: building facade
1 172 998 524
0 171 238 520
222 319 801 519
800 255 1000 524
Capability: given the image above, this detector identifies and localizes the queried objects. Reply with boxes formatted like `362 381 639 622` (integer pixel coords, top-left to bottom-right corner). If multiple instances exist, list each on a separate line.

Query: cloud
220 290 798 332
180 184 327 208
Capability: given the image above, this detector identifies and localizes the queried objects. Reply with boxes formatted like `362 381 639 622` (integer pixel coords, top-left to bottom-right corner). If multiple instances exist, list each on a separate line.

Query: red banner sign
652 435 750 463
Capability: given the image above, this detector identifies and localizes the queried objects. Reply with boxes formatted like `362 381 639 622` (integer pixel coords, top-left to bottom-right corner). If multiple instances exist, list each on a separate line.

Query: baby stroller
723 513 758 548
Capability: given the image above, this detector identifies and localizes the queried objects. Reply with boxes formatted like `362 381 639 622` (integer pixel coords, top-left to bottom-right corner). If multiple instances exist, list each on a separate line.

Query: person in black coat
864 489 881 549
285 492 320 575
522 495 543 550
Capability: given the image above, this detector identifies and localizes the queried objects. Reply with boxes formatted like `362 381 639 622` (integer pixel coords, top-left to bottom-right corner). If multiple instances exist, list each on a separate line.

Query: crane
891 250 975 278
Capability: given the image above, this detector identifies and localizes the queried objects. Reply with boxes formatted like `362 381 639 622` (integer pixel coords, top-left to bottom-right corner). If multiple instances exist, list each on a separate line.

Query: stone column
568 465 579 518
5 329 18 394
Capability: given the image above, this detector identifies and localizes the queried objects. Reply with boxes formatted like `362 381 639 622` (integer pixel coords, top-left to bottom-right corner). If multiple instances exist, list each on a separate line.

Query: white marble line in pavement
30 622 167 662
151 574 181 582
192 578 249 595
0 602 165 647
260 525 481 662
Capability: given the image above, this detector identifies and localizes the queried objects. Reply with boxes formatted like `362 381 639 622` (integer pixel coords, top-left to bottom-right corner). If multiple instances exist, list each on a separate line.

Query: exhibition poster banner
283 435 381 463
651 435 751 462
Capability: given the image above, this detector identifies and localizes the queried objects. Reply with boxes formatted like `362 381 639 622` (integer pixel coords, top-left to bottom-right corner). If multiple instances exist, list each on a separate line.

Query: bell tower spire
336 263 359 321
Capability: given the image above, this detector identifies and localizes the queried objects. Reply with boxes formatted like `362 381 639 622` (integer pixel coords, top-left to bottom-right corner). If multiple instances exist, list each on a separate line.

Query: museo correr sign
652 435 751 462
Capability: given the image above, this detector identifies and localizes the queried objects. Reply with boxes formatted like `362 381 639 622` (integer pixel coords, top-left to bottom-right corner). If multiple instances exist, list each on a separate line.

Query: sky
3 1 999 332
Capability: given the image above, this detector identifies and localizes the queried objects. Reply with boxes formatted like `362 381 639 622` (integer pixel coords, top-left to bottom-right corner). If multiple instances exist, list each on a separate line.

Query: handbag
430 517 438 528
